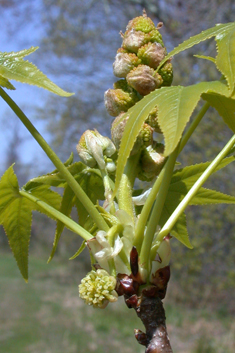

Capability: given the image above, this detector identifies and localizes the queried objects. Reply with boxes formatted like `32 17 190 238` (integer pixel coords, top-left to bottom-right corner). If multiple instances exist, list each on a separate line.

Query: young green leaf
159 210 192 249
0 47 73 96
48 186 75 262
193 55 216 64
158 156 235 248
30 185 62 217
216 27 235 93
114 81 230 196
0 75 15 90
0 166 34 281
69 240 86 260
158 22 235 70
24 161 87 190
202 92 235 133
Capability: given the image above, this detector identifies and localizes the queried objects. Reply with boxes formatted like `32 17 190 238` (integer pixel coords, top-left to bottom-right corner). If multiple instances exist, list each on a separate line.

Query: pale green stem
133 169 164 253
20 190 92 241
0 87 109 232
139 145 179 273
118 152 140 221
100 169 116 215
156 134 235 243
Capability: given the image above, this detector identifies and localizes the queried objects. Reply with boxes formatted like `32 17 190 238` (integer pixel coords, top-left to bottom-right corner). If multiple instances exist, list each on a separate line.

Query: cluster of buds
104 11 173 181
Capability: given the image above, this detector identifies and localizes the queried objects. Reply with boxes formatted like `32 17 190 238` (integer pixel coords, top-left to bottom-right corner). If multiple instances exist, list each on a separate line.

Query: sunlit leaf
0 47 73 96
216 27 235 93
114 81 230 196
158 22 235 69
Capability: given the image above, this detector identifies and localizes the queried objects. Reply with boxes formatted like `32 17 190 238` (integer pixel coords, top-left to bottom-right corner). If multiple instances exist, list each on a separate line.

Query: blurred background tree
1 0 235 318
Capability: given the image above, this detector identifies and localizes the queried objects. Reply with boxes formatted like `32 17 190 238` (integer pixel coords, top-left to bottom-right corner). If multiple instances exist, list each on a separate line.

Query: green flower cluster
78 269 118 308
105 12 173 117
105 12 173 181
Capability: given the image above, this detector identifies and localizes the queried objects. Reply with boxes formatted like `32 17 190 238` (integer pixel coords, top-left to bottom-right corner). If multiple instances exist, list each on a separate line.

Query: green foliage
0 165 63 280
0 47 73 96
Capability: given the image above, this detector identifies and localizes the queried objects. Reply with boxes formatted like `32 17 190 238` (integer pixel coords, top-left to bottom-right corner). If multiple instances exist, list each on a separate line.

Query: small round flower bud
113 52 141 78
76 132 97 167
147 29 164 47
104 87 139 117
137 123 153 147
122 29 148 53
126 65 163 96
78 269 118 308
77 130 116 170
145 106 162 133
138 143 165 181
158 60 173 86
111 115 152 154
111 112 128 149
126 14 155 33
137 42 166 69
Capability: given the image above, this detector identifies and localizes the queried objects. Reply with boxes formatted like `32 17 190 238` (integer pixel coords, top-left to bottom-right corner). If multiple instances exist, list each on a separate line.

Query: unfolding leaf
114 80 230 196
24 161 86 190
0 75 15 90
202 92 235 133
159 156 235 247
69 240 86 260
48 186 75 262
0 47 73 96
170 156 235 190
158 22 235 70
216 27 235 93
160 209 192 248
193 55 216 64
190 188 235 205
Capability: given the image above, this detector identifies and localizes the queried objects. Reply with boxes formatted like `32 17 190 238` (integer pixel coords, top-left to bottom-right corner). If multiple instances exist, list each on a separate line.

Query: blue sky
0 2 74 173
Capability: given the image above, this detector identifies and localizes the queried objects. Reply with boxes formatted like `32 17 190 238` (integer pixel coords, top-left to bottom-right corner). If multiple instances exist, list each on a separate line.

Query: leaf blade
0 47 73 96
158 23 235 69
